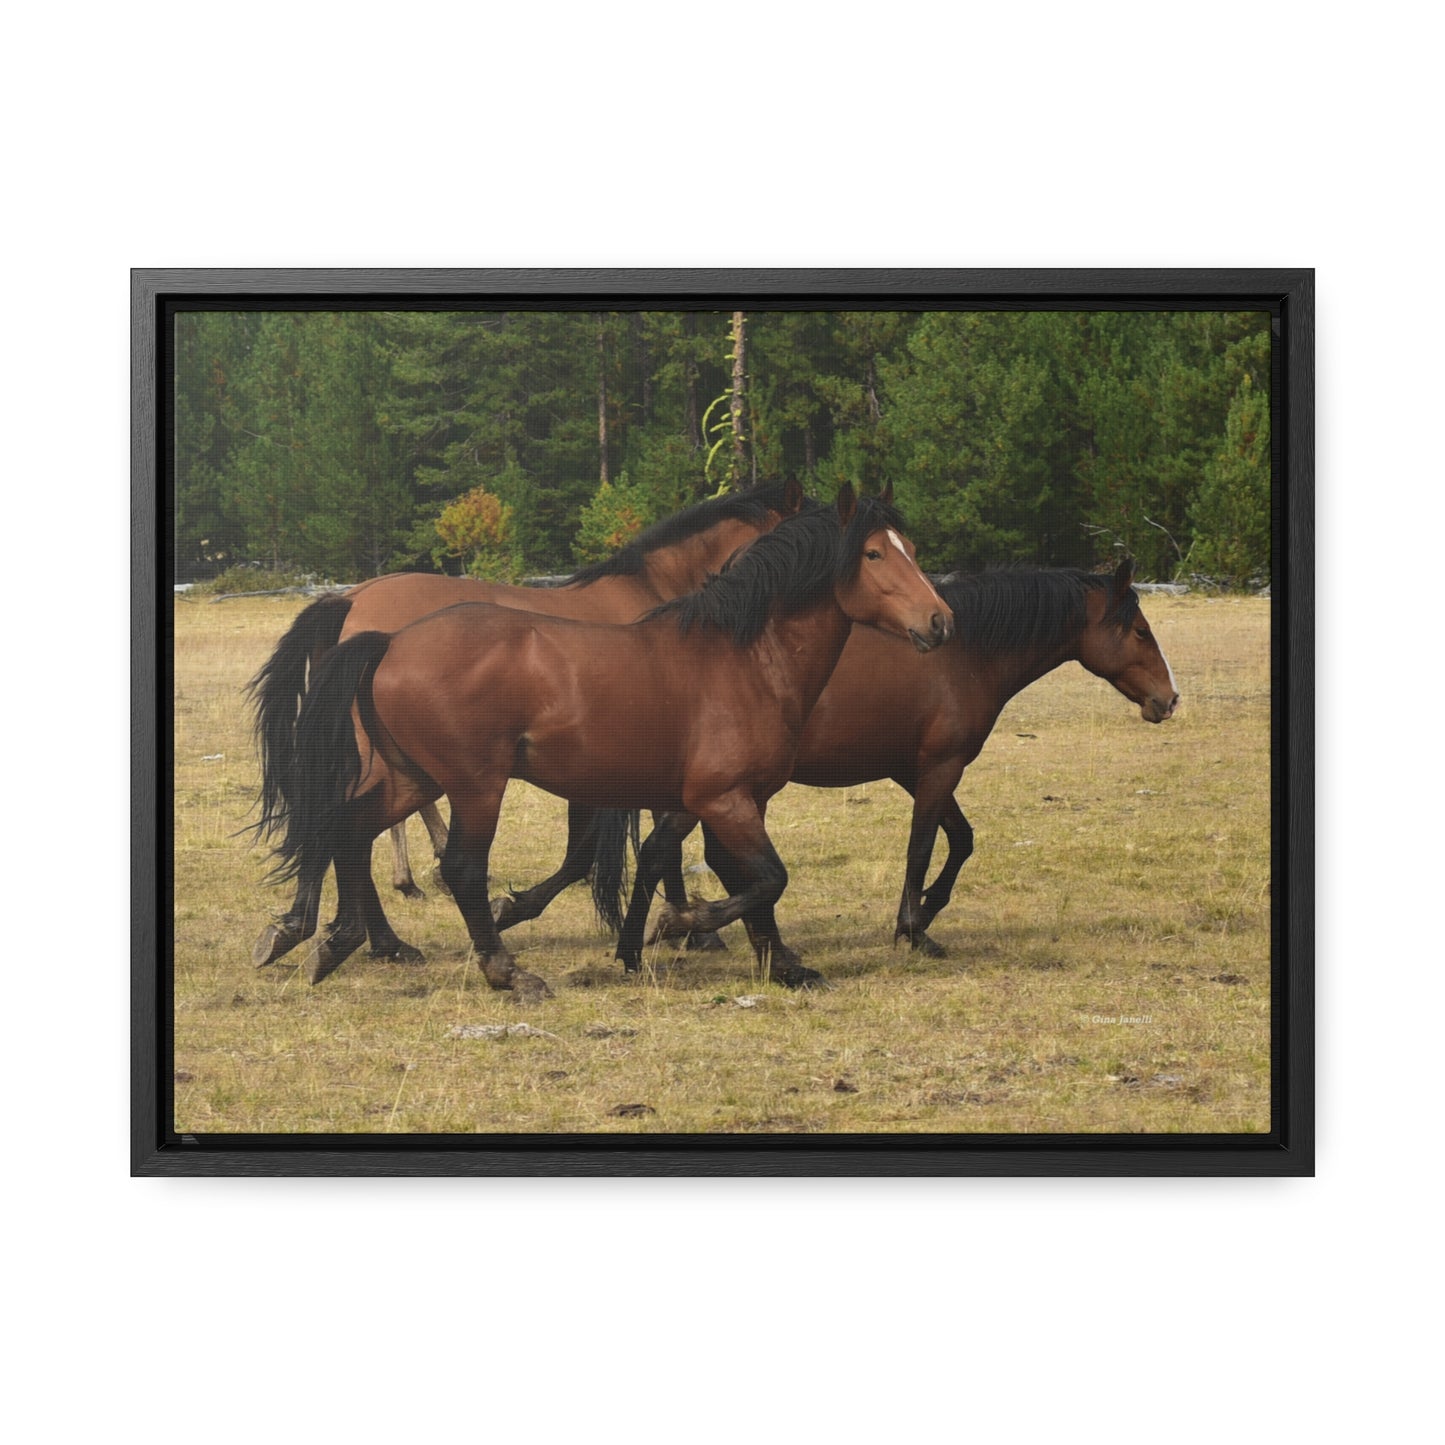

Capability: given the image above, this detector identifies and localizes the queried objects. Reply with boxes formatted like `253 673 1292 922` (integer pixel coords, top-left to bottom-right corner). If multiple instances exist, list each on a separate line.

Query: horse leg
420 802 452 895
388 820 426 900
648 794 824 989
362 834 425 963
492 801 598 932
307 814 374 985
440 782 553 1003
914 795 974 943
655 815 726 951
694 824 810 981
893 767 966 958
252 873 323 967
615 811 698 972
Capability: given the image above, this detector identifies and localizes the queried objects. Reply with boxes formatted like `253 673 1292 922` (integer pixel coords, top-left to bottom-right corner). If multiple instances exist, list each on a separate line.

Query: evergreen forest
174 308 1272 585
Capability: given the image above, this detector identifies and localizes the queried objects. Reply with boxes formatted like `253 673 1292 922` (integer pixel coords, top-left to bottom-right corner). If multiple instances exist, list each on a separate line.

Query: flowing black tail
246 592 353 840
272 631 392 891
589 808 642 933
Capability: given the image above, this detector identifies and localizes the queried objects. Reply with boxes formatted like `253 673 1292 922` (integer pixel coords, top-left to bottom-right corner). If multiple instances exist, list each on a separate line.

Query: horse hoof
685 931 727 952
253 922 300 968
395 882 426 901
491 894 519 929
646 901 688 944
895 927 947 959
774 961 828 990
429 866 453 898
369 941 425 964
307 943 347 986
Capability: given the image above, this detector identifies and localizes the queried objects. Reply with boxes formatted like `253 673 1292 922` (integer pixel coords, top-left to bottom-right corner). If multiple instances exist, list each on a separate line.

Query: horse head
1077 558 1180 723
835 481 954 653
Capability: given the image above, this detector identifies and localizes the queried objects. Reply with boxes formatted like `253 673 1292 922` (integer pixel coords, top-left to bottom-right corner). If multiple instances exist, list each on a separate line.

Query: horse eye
866 548 883 560
1135 627 1150 640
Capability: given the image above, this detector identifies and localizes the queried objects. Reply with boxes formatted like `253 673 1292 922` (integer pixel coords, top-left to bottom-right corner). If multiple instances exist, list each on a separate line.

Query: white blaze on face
1158 636 1179 698
888 527 944 614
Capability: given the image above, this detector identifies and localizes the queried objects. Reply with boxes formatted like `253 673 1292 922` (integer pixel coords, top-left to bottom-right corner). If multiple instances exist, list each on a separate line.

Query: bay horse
264 485 952 997
604 557 1180 960
247 479 807 970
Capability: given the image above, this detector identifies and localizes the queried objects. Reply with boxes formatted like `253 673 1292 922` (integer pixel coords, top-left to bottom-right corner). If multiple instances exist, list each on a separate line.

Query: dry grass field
172 590 1270 1135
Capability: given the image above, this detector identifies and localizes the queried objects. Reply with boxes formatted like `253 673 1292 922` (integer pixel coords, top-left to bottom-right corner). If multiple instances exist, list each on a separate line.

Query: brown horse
606 557 1180 959
248 479 806 968
264 486 952 996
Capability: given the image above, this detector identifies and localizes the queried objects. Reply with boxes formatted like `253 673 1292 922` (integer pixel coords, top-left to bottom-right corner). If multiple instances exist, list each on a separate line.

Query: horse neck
968 628 1081 717
755 590 855 718
638 519 763 602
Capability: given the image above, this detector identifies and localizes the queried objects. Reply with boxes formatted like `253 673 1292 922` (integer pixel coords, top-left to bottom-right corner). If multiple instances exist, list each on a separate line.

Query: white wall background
5 4 1434 1440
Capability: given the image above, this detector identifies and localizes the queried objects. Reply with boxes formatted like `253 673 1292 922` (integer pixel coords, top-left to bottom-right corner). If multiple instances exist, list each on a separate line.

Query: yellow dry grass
172 591 1271 1135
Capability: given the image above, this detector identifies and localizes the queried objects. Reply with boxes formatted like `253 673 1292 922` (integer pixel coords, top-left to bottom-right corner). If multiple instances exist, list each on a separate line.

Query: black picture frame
135 267 1313 1177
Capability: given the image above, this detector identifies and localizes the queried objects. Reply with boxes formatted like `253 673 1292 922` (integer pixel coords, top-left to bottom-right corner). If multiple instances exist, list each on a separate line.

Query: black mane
936 567 1140 654
648 493 909 645
565 480 803 586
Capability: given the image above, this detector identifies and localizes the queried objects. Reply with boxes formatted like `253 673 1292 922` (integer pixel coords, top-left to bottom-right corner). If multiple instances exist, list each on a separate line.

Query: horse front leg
492 801 599 932
656 815 726 951
648 794 823 989
893 765 966 958
441 780 552 1004
915 795 973 940
616 812 698 972
695 824 812 984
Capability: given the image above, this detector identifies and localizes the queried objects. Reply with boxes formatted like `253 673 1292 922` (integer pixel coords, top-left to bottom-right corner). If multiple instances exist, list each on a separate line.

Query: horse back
341 571 653 641
369 605 710 812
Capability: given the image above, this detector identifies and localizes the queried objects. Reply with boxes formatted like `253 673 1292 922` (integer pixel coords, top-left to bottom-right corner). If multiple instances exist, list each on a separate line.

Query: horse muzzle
1142 692 1180 724
908 610 954 653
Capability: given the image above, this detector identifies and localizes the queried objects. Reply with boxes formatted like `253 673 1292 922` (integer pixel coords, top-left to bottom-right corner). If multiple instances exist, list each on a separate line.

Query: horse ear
1113 555 1136 596
836 480 857 526
879 478 894 506
783 474 805 514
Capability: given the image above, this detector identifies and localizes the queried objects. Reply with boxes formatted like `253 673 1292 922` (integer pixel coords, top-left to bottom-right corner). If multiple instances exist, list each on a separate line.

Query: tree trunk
685 315 701 452
730 310 747 485
636 314 652 427
597 316 609 485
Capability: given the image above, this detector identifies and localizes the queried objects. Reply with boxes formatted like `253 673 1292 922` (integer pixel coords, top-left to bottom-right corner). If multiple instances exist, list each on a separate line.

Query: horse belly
511 649 689 811
516 719 685 811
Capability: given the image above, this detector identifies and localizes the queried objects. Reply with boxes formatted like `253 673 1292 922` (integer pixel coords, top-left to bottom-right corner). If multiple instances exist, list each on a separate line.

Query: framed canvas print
133 268 1312 1175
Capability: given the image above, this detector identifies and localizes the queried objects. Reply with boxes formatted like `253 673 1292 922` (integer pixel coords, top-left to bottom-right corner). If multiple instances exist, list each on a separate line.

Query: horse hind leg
389 820 426 900
441 783 552 1004
363 837 425 964
420 802 452 895
307 824 373 985
253 873 323 967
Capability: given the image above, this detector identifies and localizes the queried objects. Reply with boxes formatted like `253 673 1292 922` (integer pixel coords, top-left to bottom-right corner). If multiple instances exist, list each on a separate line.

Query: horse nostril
931 611 950 642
